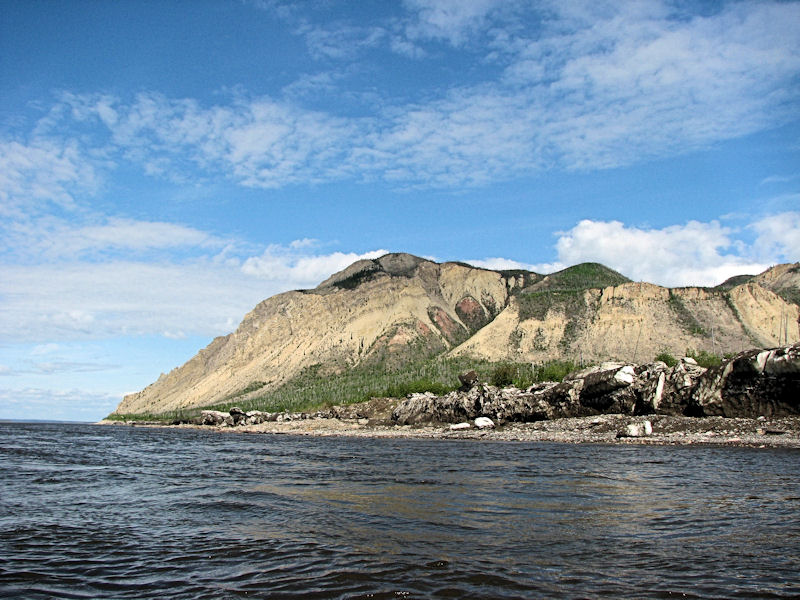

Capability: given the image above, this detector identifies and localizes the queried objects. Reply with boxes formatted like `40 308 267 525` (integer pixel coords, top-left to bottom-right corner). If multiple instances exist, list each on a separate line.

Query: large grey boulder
200 410 230 426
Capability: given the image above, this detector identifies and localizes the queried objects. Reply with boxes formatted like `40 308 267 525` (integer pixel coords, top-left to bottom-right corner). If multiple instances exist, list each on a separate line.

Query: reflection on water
1 422 799 599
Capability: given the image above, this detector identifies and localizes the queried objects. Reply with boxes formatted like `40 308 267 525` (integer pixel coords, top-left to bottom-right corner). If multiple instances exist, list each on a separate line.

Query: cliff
114 255 799 416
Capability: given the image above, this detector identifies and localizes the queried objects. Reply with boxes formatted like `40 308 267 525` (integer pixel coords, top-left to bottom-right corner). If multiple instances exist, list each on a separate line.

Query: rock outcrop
390 343 800 425
689 344 800 417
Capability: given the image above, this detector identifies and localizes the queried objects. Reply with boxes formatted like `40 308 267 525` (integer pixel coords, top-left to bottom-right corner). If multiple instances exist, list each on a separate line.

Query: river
1 422 798 598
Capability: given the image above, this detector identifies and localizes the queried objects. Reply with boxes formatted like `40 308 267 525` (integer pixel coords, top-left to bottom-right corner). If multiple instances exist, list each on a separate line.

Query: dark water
1 423 799 599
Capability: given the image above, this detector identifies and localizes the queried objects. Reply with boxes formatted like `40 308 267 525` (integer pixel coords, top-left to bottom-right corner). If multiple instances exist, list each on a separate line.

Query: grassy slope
108 356 580 423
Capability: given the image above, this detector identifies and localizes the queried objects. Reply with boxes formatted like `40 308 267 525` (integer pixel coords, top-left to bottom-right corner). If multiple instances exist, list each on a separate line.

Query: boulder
200 410 229 426
458 370 479 390
246 410 265 424
576 364 635 397
229 406 246 425
689 343 800 417
634 358 706 416
617 420 653 438
474 417 495 429
449 422 471 431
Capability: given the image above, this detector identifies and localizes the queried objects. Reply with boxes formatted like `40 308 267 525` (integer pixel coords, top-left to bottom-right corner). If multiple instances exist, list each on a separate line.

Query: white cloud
469 212 800 287
297 22 386 60
102 92 362 188
403 0 508 46
31 343 60 356
0 387 119 421
464 257 540 271
5 216 228 261
31 1 798 191
0 138 101 216
241 247 389 285
0 237 390 342
550 219 772 287
751 212 800 263
760 174 798 186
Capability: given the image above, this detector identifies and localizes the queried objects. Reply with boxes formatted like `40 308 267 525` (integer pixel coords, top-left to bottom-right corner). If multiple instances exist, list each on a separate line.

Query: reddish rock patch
427 307 466 344
455 296 489 332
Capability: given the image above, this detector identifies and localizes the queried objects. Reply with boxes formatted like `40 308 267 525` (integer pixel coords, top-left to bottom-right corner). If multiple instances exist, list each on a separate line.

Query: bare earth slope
115 256 799 415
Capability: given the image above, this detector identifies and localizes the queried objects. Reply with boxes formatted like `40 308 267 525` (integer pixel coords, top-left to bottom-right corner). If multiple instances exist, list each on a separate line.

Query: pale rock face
452 274 799 365
114 256 800 416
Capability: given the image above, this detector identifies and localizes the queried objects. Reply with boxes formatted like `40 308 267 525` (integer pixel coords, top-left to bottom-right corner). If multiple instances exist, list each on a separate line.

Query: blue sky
1 0 799 421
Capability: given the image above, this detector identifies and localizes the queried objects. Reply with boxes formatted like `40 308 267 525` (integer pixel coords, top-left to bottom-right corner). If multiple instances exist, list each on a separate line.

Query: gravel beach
104 413 800 448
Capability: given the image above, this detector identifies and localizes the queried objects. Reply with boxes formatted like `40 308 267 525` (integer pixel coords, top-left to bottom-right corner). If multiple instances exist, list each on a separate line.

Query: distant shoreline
98 414 800 448
1 419 92 424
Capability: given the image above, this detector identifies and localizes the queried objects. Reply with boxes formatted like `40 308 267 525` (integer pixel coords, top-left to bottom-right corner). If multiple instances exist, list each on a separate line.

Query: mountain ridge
114 253 800 416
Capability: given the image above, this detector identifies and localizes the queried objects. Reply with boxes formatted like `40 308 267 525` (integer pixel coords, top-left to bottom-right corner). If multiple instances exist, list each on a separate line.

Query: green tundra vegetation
524 262 631 293
108 356 586 423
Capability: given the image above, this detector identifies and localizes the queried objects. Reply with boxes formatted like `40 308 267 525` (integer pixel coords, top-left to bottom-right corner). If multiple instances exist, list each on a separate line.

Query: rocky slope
115 255 799 416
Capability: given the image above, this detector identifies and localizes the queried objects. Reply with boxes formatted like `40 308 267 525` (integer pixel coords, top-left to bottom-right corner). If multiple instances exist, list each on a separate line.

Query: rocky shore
101 413 800 448
102 343 800 448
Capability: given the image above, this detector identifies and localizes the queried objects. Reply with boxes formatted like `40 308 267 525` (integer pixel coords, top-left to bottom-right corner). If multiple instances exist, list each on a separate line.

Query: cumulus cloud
751 211 800 263
550 219 773 287
469 213 800 288
465 257 535 271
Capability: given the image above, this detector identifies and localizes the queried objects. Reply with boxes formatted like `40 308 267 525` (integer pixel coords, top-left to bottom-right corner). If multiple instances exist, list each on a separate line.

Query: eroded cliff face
115 256 800 416
116 254 509 414
452 279 799 364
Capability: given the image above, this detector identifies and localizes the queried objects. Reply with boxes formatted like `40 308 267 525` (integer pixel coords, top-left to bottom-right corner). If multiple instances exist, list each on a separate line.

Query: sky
1 0 799 421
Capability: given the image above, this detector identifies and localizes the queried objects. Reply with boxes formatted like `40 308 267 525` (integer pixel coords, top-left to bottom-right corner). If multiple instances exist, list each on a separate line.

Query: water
1 423 799 599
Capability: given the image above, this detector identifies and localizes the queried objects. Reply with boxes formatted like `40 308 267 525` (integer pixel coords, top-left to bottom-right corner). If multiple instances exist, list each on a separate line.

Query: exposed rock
229 407 246 425
388 343 800 426
617 420 653 438
688 343 800 417
474 417 495 429
245 410 265 424
200 410 230 426
458 370 479 390
194 344 800 429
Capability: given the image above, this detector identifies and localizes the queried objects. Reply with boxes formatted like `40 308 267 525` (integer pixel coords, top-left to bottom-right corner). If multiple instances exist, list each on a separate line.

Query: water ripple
2 423 800 599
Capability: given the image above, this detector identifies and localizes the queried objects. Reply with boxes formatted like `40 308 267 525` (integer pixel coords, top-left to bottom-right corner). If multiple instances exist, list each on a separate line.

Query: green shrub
379 378 456 398
654 351 678 367
490 364 517 387
686 348 722 368
534 359 578 382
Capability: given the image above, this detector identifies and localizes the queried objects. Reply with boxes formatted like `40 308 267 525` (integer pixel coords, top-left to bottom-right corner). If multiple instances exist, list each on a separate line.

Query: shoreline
98 413 800 448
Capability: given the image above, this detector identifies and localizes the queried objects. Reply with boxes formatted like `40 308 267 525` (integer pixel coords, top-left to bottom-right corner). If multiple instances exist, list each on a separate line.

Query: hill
113 254 800 417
